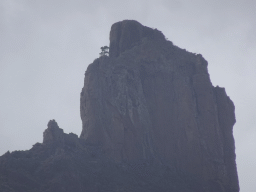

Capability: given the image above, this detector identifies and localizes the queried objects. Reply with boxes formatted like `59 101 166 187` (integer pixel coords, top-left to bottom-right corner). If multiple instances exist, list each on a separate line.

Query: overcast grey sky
0 0 255 191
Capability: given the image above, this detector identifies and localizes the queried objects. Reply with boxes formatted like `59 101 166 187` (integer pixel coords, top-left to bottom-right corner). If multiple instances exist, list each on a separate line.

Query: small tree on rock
99 46 109 56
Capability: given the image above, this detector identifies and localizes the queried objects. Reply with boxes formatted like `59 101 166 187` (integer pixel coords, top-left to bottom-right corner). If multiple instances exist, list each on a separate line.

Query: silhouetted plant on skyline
99 46 109 56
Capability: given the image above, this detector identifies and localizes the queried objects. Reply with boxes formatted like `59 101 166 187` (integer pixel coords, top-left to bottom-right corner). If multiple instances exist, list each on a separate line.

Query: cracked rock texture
80 20 239 192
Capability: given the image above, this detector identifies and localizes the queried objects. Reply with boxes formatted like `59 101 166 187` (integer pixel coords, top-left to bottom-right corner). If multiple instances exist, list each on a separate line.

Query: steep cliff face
80 20 239 191
0 20 239 192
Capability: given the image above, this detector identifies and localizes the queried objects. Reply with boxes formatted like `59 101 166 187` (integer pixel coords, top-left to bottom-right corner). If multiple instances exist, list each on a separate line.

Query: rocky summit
0 20 239 192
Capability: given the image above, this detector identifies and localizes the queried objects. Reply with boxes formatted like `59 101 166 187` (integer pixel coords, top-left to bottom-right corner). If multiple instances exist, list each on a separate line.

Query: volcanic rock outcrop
0 20 239 192
80 20 239 191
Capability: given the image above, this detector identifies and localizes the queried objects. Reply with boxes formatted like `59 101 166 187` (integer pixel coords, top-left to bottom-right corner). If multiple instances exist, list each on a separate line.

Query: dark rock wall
80 20 239 191
0 20 239 192
214 87 238 192
109 20 165 57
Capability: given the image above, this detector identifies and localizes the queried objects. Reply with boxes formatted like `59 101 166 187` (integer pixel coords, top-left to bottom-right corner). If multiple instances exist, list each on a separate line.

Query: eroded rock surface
80 20 239 192
0 20 239 192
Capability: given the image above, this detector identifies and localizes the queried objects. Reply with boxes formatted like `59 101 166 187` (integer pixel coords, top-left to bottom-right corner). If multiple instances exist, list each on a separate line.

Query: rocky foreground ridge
0 20 239 192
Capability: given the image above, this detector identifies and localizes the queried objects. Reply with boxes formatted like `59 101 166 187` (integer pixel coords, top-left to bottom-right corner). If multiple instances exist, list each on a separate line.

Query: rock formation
43 119 80 148
0 119 208 192
0 20 239 192
80 20 239 191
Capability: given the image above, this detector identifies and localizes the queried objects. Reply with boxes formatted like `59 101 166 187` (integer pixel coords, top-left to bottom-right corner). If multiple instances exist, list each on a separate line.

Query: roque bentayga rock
80 20 239 191
0 20 239 192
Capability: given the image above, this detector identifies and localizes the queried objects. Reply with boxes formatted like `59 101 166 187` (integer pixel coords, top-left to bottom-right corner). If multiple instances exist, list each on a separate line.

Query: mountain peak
80 20 239 191
109 20 165 57
0 20 239 192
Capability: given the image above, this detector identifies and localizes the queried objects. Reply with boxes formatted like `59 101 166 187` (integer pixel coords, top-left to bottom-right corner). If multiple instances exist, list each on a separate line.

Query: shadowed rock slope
0 120 212 192
0 20 239 192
